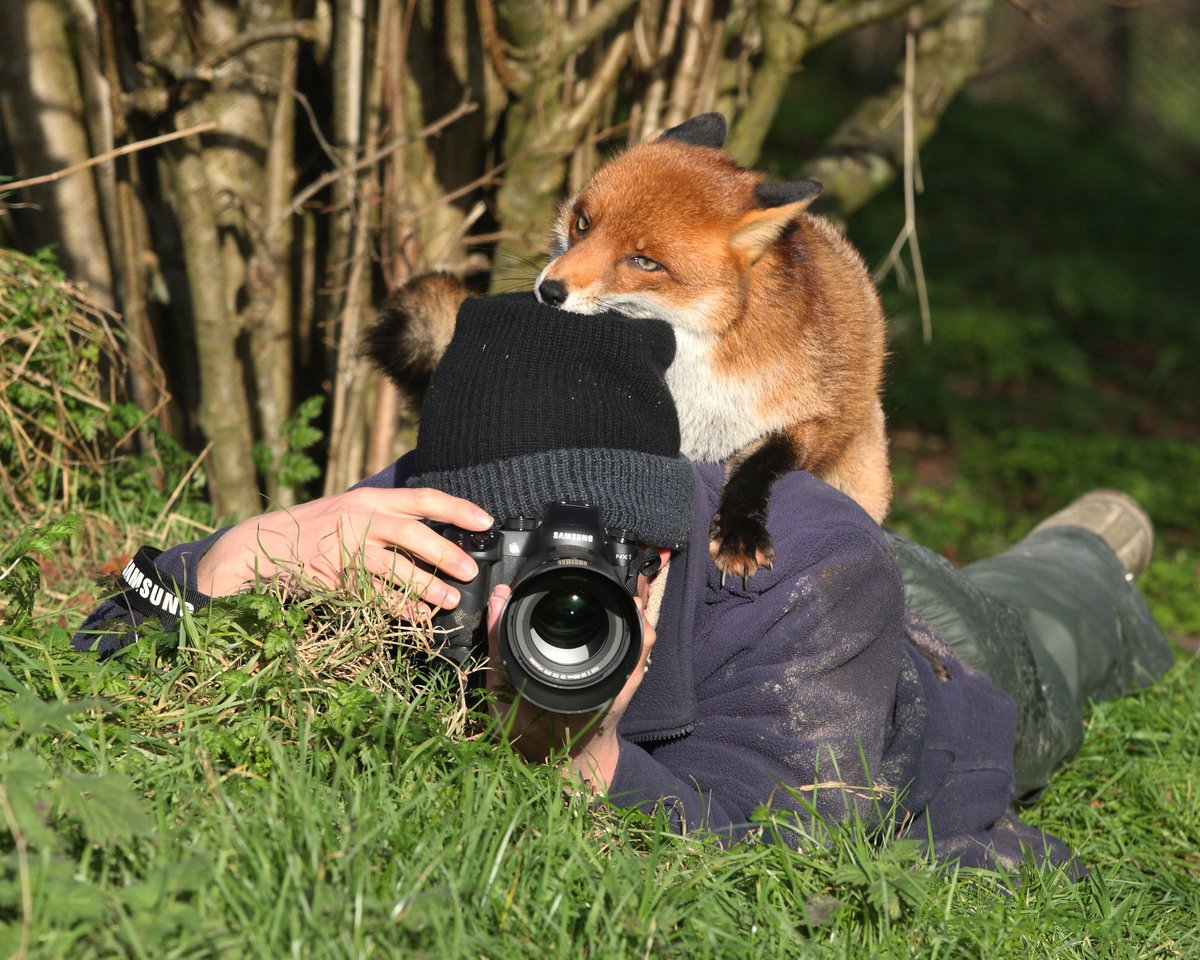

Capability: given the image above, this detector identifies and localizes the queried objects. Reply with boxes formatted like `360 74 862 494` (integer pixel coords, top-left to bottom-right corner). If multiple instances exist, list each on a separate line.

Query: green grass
3 580 1199 959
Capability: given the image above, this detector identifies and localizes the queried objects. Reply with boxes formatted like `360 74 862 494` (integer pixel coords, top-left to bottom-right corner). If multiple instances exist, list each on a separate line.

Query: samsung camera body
430 502 654 714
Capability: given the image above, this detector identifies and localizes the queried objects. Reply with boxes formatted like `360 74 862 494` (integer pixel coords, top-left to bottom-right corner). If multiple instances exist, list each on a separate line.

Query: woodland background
1 0 1190 514
4 0 1020 519
2 2 1200 956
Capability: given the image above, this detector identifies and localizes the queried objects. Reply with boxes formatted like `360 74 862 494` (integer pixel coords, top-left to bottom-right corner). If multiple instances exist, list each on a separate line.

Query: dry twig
1 123 218 194
873 30 932 342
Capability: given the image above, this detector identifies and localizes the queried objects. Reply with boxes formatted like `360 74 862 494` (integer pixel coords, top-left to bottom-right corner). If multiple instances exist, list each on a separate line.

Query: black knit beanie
407 292 694 547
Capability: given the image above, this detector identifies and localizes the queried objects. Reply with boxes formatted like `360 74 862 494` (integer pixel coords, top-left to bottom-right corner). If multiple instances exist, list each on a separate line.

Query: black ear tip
689 112 727 134
660 113 728 149
753 179 823 208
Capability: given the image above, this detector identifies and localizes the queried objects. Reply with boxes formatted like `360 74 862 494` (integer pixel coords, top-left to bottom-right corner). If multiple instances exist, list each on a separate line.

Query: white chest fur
666 329 775 461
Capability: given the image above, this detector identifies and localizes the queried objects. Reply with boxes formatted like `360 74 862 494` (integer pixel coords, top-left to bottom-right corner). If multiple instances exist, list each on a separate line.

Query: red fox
368 113 890 580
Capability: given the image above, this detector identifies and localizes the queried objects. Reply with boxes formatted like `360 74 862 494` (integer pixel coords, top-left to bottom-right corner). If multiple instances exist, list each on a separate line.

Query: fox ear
731 199 815 262
659 113 727 149
754 180 822 208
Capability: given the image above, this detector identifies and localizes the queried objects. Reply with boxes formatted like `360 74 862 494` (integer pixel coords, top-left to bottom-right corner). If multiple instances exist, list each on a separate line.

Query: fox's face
535 139 818 335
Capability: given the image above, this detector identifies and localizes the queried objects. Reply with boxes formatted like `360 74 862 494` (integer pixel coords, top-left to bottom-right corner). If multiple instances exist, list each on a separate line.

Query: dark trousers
888 526 1174 802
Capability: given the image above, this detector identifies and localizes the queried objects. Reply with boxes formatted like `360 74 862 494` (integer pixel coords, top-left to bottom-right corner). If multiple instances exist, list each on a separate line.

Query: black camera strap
116 546 211 629
624 545 662 591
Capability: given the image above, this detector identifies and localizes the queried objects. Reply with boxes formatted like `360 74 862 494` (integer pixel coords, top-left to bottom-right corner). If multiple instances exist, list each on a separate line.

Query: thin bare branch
558 0 641 64
663 0 713 128
476 0 519 90
153 442 213 536
874 30 931 341
278 98 477 230
201 18 319 69
409 160 509 221
806 0 923 45
563 33 634 137
635 0 685 139
1 122 217 193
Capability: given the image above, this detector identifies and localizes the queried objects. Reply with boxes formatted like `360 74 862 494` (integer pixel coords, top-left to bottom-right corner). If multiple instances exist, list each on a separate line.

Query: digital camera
429 502 658 714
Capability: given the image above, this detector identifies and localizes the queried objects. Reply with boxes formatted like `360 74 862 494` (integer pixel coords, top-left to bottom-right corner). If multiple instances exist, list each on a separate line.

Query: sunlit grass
3 557 1198 958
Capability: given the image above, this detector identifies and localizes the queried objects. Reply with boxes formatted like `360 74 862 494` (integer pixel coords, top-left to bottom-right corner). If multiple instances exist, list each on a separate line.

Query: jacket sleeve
71 528 230 655
607 489 925 842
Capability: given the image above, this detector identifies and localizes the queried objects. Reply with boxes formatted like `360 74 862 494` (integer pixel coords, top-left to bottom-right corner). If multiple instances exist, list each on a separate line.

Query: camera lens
491 502 644 715
500 568 641 714
530 588 606 653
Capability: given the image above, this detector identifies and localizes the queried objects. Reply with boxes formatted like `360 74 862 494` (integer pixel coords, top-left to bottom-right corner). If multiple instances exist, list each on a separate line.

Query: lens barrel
494 504 643 714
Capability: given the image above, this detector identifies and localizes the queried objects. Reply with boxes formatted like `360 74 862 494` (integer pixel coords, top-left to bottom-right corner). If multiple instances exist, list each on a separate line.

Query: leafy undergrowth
3 559 1199 959
832 98 1200 655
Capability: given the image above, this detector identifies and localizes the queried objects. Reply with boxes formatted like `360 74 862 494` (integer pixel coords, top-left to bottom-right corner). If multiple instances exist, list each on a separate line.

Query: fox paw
709 513 775 584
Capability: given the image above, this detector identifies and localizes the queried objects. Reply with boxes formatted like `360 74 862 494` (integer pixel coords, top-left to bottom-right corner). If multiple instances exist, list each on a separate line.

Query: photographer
75 293 1172 874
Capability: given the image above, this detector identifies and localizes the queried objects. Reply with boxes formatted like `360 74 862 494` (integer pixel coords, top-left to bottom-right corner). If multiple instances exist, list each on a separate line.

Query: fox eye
575 212 590 233
630 255 661 272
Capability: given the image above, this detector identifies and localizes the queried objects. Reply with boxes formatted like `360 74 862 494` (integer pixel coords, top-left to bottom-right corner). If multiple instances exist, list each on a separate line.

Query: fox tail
364 271 470 406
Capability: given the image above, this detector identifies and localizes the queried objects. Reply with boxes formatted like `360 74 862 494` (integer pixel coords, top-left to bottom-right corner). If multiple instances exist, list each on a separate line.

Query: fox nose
537 278 567 306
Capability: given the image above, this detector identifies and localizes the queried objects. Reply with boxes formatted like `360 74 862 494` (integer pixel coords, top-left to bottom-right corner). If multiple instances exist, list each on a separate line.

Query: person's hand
195 487 493 614
483 553 667 792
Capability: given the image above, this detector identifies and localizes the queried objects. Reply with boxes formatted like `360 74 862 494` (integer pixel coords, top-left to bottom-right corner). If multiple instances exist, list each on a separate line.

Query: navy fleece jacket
73 457 1074 872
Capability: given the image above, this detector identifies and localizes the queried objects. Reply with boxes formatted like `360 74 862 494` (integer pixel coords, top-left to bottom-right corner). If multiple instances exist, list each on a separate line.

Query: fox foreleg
708 431 799 583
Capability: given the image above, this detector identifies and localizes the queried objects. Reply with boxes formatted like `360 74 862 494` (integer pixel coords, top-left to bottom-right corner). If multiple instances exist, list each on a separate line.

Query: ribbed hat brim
409 448 695 547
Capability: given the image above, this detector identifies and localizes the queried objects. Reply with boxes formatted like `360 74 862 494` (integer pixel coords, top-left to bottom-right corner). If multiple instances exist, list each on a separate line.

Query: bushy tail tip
364 271 470 406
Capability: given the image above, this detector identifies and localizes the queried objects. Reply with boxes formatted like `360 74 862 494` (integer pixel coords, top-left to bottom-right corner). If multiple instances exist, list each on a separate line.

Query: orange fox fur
535 114 890 575
368 114 890 579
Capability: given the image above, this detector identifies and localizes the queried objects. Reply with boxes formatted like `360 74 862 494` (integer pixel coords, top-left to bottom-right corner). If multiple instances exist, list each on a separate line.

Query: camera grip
426 523 502 666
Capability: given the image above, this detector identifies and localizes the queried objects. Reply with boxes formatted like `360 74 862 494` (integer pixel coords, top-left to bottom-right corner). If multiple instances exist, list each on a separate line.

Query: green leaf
238 591 285 625
0 516 81 625
1 749 58 850
263 629 292 660
804 892 841 927
10 696 103 737
58 768 153 845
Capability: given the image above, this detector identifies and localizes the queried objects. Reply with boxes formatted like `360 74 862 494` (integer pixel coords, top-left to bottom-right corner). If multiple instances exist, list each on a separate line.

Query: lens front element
530 587 608 660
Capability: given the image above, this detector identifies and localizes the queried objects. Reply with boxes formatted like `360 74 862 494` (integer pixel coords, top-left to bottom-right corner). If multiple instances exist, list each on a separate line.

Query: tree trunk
320 0 370 496
0 0 114 306
134 0 261 518
168 125 261 519
487 0 638 277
